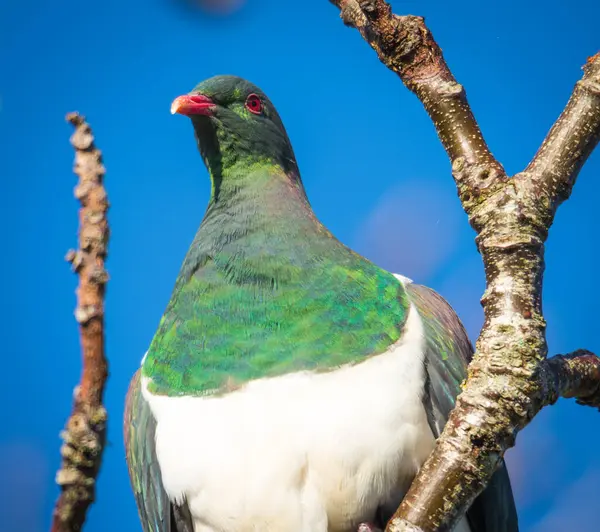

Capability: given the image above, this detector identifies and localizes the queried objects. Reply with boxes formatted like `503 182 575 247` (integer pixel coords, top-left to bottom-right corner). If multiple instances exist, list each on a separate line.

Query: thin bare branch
329 0 508 210
329 2 600 531
540 350 600 409
51 113 109 532
516 53 600 225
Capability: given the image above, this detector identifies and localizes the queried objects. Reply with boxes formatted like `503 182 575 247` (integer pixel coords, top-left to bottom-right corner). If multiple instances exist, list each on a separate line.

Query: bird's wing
406 281 519 532
124 369 194 532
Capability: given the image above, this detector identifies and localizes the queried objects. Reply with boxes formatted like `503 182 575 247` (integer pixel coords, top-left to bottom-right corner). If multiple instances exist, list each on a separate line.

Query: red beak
171 94 216 116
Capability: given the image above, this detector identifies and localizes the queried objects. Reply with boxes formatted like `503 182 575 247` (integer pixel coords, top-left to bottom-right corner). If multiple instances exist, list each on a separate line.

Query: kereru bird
124 75 518 532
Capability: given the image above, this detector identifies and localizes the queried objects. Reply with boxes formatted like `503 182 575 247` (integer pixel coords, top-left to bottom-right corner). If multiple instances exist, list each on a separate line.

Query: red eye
245 93 263 115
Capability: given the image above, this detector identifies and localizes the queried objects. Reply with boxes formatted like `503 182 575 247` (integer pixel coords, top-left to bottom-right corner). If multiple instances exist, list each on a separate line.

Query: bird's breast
143 303 435 531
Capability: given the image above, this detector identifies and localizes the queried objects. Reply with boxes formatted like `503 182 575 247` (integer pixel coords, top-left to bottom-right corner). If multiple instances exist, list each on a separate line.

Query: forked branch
51 114 109 532
329 1 600 531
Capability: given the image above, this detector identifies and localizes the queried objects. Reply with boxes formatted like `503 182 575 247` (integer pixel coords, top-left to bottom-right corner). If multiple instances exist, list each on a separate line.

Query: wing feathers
124 370 194 532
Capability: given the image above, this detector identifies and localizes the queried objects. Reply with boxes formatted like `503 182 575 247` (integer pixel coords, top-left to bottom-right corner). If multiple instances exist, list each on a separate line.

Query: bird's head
171 75 299 179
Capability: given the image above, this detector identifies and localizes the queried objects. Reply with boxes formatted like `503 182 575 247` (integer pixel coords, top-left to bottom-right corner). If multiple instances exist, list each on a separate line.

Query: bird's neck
206 159 320 245
195 119 302 203
177 161 330 289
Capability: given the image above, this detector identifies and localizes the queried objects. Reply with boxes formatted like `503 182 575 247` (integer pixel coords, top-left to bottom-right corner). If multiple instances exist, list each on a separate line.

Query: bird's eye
245 94 263 115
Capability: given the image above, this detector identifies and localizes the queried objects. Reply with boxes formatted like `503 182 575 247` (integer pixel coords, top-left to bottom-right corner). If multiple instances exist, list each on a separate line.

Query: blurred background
1 0 599 530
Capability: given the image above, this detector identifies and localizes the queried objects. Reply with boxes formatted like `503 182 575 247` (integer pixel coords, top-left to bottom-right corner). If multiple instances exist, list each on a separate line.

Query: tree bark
328 1 600 531
51 114 110 532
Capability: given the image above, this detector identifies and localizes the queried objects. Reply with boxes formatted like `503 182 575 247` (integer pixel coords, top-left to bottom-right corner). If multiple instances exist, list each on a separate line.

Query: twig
516 52 600 224
540 350 600 409
329 1 600 530
51 113 109 532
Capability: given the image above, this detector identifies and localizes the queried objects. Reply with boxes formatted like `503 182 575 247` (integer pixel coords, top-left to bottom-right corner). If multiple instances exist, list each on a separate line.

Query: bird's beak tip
170 94 216 117
170 98 183 115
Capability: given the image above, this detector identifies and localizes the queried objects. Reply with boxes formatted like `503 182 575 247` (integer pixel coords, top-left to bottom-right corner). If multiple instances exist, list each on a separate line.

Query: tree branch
516 52 600 225
330 0 508 210
391 52 600 532
51 113 109 532
541 350 600 409
329 2 600 531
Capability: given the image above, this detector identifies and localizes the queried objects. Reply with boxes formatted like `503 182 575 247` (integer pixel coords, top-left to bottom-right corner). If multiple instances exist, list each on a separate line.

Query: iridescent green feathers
142 76 410 396
184 76 300 192
143 164 410 395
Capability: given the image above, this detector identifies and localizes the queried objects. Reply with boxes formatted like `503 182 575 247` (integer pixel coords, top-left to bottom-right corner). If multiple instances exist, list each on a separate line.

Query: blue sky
1 0 599 530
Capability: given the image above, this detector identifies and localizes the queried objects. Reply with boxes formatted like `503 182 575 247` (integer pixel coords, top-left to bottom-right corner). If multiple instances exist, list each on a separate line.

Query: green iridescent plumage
142 77 409 396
